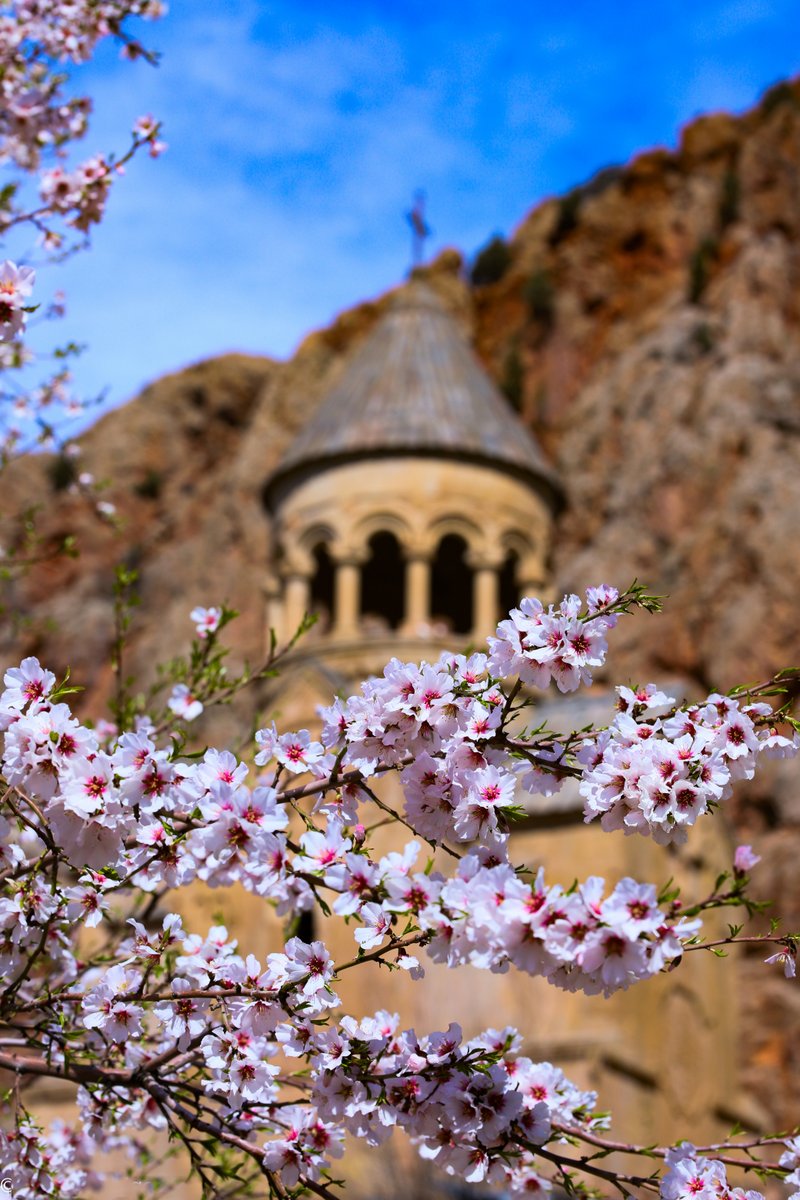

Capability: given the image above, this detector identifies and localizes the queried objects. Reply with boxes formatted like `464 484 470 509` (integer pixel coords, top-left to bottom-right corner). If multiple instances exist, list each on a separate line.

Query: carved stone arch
351 510 414 560
500 528 536 561
274 514 336 577
298 521 338 555
423 513 484 560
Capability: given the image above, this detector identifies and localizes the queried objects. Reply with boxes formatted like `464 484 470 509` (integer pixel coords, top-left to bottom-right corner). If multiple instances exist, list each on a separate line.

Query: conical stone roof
265 283 561 508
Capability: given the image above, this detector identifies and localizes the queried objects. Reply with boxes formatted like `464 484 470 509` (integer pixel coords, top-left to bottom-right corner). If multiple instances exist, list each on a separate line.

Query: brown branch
535 1143 660 1194
335 929 429 974
551 1123 788 1174
0 1050 131 1086
685 934 794 954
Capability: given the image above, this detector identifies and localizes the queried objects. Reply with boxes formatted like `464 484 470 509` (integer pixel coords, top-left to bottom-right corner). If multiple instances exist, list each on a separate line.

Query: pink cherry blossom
734 844 761 873
167 683 203 721
189 605 222 638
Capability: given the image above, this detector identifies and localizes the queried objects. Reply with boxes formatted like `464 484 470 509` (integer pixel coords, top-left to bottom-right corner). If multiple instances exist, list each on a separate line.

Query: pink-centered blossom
190 605 222 638
167 684 203 721
0 260 35 342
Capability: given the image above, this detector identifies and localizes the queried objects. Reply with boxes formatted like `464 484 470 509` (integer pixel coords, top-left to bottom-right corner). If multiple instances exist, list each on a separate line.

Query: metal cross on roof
406 189 432 271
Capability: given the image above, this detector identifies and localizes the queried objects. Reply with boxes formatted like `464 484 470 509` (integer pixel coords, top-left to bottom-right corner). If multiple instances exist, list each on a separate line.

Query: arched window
360 531 405 631
431 534 474 634
309 542 335 632
499 548 520 616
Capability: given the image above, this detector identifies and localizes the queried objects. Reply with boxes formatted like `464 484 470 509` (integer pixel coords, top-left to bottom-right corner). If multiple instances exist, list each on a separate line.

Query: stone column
472 563 500 639
283 572 310 638
401 554 431 635
333 558 361 639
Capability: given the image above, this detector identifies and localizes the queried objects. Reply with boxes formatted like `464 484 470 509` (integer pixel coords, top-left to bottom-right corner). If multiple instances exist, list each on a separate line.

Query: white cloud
30 7 506 411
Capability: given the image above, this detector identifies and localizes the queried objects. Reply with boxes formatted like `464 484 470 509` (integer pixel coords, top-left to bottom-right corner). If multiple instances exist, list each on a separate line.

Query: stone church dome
263 280 559 657
265 282 560 510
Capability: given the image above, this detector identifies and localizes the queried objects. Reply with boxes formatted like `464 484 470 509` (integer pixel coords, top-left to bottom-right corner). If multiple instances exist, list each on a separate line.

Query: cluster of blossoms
0 906 603 1196
3 2 165 72
1 2 164 185
0 649 696 1001
411 858 697 996
36 114 165 242
486 582 621 693
304 586 623 848
661 1144 766 1200
297 1021 602 1192
39 154 113 232
0 585 797 1198
0 1116 101 1198
579 684 798 844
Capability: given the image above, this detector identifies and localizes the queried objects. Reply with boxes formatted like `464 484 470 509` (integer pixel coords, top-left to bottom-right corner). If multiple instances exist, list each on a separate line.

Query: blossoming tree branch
1 582 799 1199
0 0 165 467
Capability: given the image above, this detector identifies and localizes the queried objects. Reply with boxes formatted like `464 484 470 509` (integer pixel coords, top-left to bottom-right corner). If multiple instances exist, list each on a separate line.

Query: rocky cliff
4 77 800 1127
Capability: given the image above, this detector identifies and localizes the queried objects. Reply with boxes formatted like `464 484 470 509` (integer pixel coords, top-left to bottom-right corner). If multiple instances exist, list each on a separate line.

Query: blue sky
18 0 800 420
